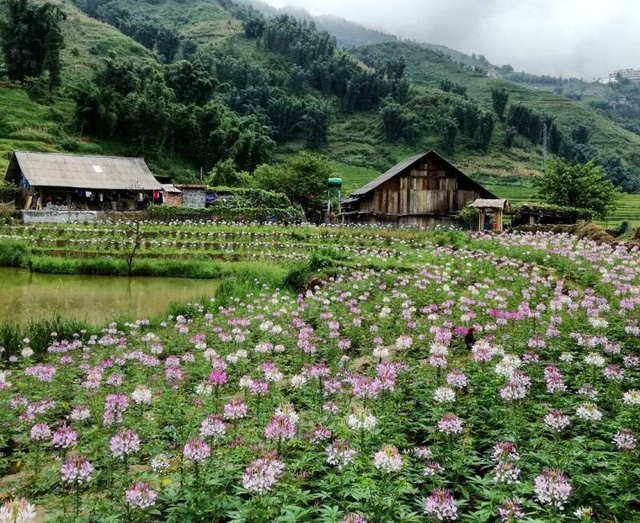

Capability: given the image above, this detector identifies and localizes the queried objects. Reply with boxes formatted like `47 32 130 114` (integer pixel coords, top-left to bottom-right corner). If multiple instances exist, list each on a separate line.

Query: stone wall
22 210 98 224
181 189 206 209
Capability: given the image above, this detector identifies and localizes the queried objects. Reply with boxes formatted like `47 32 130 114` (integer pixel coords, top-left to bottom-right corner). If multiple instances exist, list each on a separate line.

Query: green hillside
1 0 640 197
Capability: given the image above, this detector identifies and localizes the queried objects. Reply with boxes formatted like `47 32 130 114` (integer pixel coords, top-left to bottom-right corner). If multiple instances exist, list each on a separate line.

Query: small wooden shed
162 184 183 206
470 198 510 232
342 150 497 227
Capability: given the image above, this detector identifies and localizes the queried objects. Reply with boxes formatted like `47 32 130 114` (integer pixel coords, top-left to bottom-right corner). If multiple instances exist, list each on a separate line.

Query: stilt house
342 150 497 228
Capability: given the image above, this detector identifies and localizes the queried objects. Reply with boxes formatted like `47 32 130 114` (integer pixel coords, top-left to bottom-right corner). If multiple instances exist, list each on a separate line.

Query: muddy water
0 268 217 324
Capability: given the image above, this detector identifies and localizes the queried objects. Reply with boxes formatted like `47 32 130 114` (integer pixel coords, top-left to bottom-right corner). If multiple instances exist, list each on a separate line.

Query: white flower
433 386 456 404
576 402 602 422
131 386 153 405
623 389 640 405
347 409 377 431
584 353 606 367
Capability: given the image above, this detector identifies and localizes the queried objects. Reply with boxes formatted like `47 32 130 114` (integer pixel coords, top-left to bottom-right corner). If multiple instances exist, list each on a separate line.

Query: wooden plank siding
345 150 496 226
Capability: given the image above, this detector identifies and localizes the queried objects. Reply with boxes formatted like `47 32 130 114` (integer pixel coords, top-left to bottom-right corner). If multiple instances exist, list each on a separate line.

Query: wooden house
342 150 497 227
4 151 163 211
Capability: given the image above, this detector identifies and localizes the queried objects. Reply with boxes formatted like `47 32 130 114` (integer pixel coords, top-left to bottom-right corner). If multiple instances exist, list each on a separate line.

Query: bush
0 240 30 267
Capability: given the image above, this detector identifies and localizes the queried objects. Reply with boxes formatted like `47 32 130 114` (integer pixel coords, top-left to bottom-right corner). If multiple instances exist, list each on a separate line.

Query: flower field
0 226 639 522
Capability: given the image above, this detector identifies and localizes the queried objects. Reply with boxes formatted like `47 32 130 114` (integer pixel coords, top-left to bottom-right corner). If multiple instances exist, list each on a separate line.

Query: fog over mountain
264 0 640 79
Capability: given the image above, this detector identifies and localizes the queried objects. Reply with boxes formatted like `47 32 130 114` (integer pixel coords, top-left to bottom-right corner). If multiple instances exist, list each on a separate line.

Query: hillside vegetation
1 0 639 195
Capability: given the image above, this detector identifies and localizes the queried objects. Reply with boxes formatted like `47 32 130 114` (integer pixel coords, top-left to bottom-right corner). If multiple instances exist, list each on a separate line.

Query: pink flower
498 498 524 522
0 497 37 523
200 415 227 440
183 438 210 463
341 515 368 523
103 394 128 427
30 423 52 442
492 441 519 462
326 440 357 470
109 429 140 459
424 489 458 520
373 444 403 473
613 428 637 452
437 414 463 435
125 482 157 509
24 364 56 382
223 398 248 421
534 468 572 510
207 368 227 386
424 460 444 476
52 425 77 449
60 455 94 485
446 369 468 389
544 410 571 432
264 415 296 442
308 425 332 444
242 454 285 495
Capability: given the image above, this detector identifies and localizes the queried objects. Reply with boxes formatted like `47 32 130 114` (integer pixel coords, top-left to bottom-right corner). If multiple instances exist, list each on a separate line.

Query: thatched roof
470 198 509 209
5 151 163 191
350 150 497 198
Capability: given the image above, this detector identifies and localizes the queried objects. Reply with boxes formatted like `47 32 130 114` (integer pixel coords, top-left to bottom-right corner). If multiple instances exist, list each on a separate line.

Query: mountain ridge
0 0 638 193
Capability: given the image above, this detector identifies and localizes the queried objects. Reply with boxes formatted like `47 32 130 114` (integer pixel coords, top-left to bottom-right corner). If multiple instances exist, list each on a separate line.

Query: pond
0 268 218 325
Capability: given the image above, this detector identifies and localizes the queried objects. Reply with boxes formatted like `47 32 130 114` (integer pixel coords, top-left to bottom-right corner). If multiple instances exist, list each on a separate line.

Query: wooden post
478 210 485 231
496 209 503 232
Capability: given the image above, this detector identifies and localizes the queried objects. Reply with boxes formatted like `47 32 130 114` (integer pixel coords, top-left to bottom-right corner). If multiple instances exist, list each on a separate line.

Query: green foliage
0 0 66 92
255 152 332 221
208 159 241 187
440 117 458 156
533 158 621 219
73 0 180 61
75 56 275 170
511 201 597 223
0 240 30 267
379 98 418 142
165 59 216 106
0 316 93 360
490 87 509 120
438 78 467 97
612 220 632 237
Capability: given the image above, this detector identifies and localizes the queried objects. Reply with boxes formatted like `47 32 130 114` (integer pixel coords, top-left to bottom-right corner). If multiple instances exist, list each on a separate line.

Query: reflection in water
0 268 218 324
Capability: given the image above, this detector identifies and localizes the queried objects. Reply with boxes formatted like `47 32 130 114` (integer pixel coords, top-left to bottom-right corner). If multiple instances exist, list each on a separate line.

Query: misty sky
264 0 640 79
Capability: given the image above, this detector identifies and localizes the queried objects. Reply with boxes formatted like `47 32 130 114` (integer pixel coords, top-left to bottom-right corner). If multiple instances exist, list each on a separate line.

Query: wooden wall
356 156 486 219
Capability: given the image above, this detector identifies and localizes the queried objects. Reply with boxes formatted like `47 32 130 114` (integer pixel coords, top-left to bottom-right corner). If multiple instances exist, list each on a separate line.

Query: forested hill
0 0 639 192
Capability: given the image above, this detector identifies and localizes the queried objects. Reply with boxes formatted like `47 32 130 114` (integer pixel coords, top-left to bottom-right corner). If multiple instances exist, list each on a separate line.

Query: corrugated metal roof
162 184 182 194
471 198 509 209
7 151 163 191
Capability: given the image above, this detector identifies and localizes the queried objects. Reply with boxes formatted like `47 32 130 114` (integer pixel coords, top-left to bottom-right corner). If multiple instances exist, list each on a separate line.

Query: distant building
162 184 183 206
342 150 497 228
609 69 640 82
174 184 207 209
4 151 163 211
487 68 500 78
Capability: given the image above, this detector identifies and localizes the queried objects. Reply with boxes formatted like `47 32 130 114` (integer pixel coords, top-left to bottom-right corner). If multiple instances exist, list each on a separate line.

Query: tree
208 159 241 187
533 157 620 219
254 153 331 222
165 60 215 106
441 118 458 156
0 0 66 92
379 99 418 142
490 87 509 120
